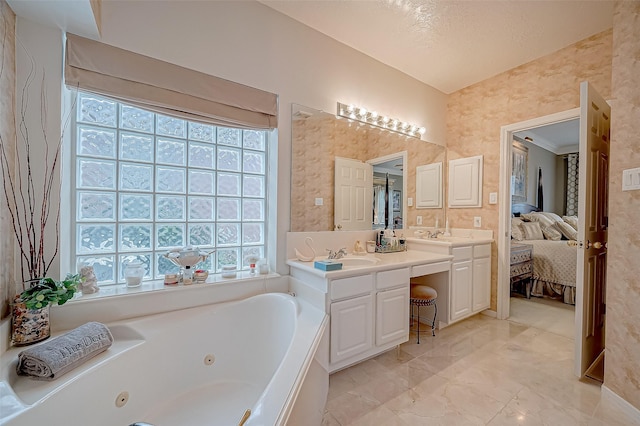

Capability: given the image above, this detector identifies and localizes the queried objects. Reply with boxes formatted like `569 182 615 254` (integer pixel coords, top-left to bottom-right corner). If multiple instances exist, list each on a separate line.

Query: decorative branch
0 38 75 291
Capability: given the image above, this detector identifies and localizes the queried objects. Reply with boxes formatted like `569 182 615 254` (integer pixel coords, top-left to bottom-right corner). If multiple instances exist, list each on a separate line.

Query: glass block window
74 92 268 285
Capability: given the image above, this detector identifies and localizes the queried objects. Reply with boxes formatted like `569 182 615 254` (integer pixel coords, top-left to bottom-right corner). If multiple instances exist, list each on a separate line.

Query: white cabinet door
330 294 373 364
472 256 491 312
376 286 409 346
448 155 483 208
450 260 473 321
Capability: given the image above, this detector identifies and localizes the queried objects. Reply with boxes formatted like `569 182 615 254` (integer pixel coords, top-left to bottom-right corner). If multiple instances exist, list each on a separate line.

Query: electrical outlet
473 216 481 228
417 216 423 225
489 192 497 204
315 198 323 206
407 197 413 207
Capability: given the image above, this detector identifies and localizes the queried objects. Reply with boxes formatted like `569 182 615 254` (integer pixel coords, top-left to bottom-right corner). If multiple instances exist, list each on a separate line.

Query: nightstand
510 243 533 298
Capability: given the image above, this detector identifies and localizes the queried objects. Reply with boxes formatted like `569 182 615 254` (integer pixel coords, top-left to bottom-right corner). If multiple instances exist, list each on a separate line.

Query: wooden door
334 157 373 230
575 81 610 378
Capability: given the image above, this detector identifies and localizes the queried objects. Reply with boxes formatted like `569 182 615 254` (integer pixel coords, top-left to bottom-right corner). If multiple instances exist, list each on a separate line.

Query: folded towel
16 322 113 380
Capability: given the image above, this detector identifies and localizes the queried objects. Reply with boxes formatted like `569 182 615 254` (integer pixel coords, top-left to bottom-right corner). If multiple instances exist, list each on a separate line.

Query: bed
511 203 578 305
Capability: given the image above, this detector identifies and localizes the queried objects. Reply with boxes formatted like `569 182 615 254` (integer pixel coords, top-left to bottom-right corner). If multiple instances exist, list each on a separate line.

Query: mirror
291 104 446 232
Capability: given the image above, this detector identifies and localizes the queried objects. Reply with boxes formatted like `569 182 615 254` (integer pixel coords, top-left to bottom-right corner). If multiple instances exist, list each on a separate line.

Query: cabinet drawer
510 262 532 277
330 274 374 301
452 246 472 261
376 267 410 290
411 261 450 277
473 244 491 258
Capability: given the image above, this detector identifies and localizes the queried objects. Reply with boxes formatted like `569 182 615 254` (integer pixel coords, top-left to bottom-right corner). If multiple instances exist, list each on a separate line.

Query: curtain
566 154 579 215
65 34 278 130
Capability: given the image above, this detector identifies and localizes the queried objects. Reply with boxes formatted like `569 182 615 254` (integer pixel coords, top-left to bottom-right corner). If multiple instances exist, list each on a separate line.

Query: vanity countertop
287 249 452 279
406 235 494 248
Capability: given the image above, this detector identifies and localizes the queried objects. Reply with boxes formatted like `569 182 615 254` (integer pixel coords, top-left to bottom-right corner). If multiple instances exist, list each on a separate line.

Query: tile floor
322 303 639 425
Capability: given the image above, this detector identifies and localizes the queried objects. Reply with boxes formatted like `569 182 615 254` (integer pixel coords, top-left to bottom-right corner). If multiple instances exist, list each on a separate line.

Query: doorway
368 151 407 231
508 120 579 339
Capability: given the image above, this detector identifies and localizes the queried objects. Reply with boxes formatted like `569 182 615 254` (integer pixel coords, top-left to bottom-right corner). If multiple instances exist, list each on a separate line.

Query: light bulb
418 127 426 135
381 116 390 124
346 104 354 113
370 111 378 119
411 125 418 132
358 107 367 117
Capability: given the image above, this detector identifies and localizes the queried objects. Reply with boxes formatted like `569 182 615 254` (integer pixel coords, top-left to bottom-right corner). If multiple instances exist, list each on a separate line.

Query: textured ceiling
261 0 614 94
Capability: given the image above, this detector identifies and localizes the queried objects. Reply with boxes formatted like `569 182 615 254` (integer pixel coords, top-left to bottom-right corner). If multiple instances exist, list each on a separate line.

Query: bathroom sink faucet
327 248 347 259
428 230 444 239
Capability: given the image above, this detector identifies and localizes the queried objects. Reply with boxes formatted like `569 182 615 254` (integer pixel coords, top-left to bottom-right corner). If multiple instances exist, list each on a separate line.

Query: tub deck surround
45 273 288 334
0 293 328 426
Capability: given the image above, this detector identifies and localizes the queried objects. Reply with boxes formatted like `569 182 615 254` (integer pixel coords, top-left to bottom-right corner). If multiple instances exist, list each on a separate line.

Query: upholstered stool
410 284 438 343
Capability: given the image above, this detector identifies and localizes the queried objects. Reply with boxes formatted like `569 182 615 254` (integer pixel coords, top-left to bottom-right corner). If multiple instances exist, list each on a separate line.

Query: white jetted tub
0 292 327 426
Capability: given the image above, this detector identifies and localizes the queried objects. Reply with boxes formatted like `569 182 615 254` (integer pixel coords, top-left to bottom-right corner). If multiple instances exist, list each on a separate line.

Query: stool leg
417 305 421 344
432 302 437 337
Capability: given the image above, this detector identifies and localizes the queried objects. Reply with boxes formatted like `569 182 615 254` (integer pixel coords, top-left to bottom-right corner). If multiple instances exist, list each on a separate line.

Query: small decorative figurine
79 265 99 294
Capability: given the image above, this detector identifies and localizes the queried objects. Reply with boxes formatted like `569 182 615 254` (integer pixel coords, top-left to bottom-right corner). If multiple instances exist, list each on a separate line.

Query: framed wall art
511 141 528 203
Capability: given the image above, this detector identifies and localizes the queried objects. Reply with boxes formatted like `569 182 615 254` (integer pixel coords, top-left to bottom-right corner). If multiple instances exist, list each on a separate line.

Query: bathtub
0 292 328 425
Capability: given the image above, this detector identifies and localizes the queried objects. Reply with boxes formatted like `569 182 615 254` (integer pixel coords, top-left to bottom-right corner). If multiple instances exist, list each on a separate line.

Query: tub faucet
327 248 347 259
129 423 155 426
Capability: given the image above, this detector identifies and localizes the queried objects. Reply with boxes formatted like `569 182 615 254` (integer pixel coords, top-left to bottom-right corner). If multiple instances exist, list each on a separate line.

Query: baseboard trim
601 385 640 422
481 309 497 318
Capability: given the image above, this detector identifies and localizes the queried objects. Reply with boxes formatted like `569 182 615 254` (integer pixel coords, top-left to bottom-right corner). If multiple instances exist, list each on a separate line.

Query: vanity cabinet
327 267 410 372
450 244 491 322
450 254 473 321
375 268 410 347
472 245 491 312
330 294 373 363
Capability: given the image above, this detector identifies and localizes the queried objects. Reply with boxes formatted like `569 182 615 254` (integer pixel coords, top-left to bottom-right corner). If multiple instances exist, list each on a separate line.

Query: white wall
16 1 448 275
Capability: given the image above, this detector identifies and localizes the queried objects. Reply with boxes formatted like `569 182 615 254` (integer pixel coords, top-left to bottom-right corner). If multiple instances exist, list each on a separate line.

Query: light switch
622 168 640 191
473 216 481 228
489 192 497 204
315 198 323 206
417 216 423 225
407 197 413 207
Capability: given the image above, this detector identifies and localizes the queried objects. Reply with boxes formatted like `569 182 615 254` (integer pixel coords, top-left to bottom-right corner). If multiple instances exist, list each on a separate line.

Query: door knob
587 241 603 249
335 224 342 230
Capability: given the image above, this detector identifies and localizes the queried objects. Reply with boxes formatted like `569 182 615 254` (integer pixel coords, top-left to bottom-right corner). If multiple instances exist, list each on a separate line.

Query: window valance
65 34 278 129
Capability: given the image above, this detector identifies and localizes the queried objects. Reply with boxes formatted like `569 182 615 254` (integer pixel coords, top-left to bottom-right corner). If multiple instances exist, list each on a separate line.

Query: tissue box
314 260 343 271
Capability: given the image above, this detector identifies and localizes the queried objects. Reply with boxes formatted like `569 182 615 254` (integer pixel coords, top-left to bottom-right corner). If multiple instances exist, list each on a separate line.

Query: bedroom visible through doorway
508 119 579 336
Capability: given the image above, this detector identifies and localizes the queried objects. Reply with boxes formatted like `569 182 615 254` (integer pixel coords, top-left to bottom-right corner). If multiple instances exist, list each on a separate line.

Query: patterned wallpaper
446 29 613 311
291 114 446 232
0 0 16 320
605 0 640 411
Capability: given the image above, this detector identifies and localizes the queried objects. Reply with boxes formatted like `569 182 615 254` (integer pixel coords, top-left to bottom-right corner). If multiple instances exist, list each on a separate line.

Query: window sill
71 271 279 302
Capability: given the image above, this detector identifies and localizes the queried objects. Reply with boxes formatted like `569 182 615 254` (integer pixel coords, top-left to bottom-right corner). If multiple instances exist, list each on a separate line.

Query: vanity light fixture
337 102 426 139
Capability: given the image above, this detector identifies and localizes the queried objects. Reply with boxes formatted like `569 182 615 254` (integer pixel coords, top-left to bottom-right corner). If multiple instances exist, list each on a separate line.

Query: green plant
18 274 82 309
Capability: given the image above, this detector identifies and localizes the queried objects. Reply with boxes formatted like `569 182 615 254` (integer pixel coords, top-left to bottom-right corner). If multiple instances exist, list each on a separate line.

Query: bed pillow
521 212 555 229
562 215 578 230
539 212 563 223
542 226 562 241
511 217 525 241
555 220 578 240
521 221 544 240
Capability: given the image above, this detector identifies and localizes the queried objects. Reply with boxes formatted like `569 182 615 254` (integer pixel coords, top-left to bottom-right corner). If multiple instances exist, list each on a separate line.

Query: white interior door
575 81 610 378
334 157 373 230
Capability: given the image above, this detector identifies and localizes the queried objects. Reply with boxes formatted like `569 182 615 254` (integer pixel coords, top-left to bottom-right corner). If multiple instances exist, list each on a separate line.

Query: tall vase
11 297 51 346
